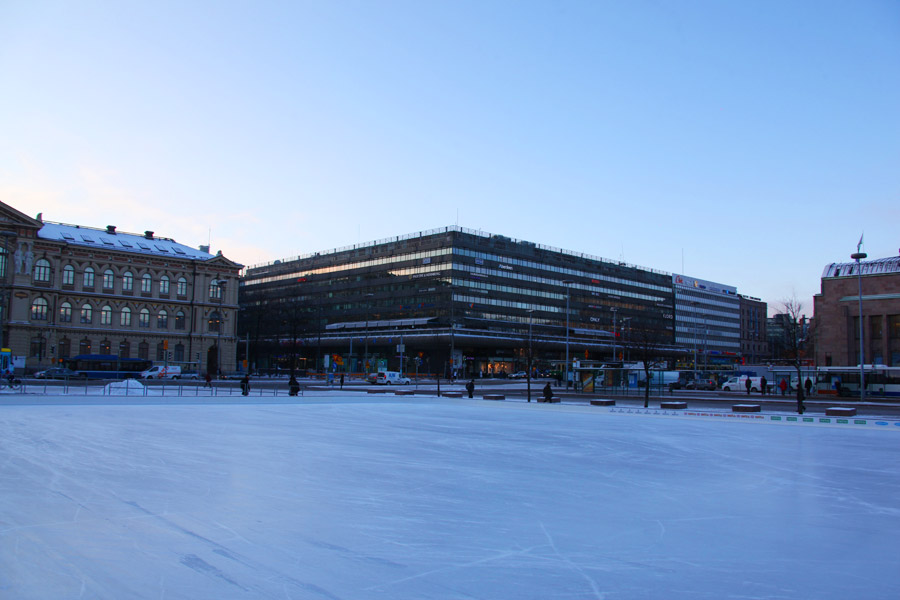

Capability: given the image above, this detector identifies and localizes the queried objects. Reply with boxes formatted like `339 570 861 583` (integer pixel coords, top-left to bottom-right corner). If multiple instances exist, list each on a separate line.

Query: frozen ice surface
1 394 898 599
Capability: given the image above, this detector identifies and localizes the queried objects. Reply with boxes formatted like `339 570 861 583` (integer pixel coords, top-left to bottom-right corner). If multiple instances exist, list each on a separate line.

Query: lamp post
0 231 15 349
562 280 574 390
211 279 226 378
851 248 867 401
364 292 374 379
527 308 534 402
449 285 455 380
610 307 618 362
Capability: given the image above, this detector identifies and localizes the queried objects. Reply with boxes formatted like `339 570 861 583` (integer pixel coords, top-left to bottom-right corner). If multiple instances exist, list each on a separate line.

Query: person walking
797 385 806 414
288 376 300 396
466 379 475 399
240 374 250 396
542 382 553 403
779 378 788 396
804 377 813 397
340 373 345 389
760 376 767 396
204 373 212 388
745 377 752 395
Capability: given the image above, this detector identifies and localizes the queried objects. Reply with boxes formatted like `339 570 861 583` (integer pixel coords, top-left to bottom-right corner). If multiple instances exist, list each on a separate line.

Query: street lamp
364 292 374 379
527 308 534 402
851 247 867 401
211 279 227 377
562 280 574 390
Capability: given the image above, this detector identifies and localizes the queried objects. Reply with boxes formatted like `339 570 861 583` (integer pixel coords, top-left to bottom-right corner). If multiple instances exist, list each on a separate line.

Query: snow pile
102 378 146 395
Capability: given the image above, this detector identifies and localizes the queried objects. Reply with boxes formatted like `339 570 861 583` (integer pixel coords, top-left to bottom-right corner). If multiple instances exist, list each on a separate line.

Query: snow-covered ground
1 392 898 599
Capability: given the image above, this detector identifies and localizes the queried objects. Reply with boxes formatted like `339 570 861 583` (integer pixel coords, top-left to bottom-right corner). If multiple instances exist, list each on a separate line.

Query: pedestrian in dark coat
240 374 250 396
797 386 806 414
204 373 212 388
340 373 345 389
288 376 300 396
760 376 767 396
804 377 813 397
543 382 553 402
466 379 475 398
745 377 752 395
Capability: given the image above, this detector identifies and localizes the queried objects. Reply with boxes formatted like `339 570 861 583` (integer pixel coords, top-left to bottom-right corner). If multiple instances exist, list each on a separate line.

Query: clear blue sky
2 1 898 315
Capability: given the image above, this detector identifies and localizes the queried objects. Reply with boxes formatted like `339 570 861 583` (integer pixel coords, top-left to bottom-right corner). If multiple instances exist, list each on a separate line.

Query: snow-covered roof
822 256 900 278
38 222 214 261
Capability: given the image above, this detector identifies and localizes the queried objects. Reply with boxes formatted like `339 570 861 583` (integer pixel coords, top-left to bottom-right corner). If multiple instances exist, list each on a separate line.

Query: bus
815 366 900 398
64 355 152 379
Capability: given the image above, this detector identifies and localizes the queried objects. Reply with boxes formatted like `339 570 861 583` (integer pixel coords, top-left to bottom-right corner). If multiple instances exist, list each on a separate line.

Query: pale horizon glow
1 1 898 315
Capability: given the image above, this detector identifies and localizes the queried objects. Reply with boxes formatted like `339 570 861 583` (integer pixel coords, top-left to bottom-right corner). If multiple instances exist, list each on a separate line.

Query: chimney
106 225 116 235
144 231 154 240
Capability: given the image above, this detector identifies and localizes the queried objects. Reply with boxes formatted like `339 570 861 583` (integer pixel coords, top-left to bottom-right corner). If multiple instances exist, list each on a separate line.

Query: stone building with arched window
0 201 242 376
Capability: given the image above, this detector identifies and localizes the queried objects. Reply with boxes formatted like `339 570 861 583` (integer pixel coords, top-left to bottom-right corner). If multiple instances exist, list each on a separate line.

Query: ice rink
1 392 899 599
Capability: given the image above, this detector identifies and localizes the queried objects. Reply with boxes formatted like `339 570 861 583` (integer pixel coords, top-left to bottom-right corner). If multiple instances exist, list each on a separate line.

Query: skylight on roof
61 233 75 241
173 247 186 255
154 244 169 253
81 235 94 243
119 240 133 247
100 237 115 246
137 242 150 250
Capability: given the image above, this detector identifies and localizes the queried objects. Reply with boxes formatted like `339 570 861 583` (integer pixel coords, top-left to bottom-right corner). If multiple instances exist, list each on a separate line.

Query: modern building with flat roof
239 226 678 378
672 274 741 371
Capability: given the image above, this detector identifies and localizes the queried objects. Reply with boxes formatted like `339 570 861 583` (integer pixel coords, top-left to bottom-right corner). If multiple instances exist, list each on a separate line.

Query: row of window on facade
31 261 224 299
31 337 193 362
30 298 224 331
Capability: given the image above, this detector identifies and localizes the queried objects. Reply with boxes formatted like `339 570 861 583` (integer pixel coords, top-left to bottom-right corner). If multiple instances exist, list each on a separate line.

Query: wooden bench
590 399 616 406
366 389 388 394
660 401 687 410
826 406 857 417
732 404 761 413
393 389 416 396
483 394 505 401
441 391 463 398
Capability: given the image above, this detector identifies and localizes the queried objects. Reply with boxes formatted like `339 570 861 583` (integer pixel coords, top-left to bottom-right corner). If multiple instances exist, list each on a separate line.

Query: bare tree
779 296 809 413
626 325 676 408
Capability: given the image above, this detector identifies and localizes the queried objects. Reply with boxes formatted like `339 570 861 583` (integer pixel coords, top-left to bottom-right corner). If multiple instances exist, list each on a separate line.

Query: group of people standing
745 375 812 414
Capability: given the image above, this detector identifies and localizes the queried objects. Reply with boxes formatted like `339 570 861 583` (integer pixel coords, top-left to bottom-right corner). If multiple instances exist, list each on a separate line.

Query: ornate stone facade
0 201 242 375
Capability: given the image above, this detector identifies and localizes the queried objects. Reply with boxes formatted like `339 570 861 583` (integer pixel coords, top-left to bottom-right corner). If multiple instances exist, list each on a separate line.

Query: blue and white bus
64 355 152 379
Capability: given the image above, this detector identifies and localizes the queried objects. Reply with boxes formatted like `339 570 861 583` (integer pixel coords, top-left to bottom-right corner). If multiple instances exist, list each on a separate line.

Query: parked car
509 371 528 379
34 367 86 379
687 378 718 391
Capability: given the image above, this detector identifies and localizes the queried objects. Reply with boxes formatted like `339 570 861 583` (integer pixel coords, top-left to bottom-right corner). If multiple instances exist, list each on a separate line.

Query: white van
375 371 411 385
140 365 183 380
721 376 764 392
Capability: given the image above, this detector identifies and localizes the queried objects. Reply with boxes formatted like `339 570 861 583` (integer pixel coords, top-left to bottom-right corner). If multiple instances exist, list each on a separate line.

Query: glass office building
239 226 676 377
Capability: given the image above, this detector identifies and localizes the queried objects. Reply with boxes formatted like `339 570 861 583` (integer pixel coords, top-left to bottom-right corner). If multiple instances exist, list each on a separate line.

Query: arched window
34 259 51 282
208 311 221 333
62 265 75 285
83 267 95 288
157 309 168 329
177 277 188 297
141 274 152 293
100 305 113 325
174 343 185 362
120 306 132 327
119 340 130 358
79 338 92 355
59 338 71 360
122 271 134 292
103 269 115 289
59 301 73 323
175 310 186 330
159 275 170 295
139 308 150 328
100 339 111 354
138 341 149 360
80 303 93 324
31 297 49 320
